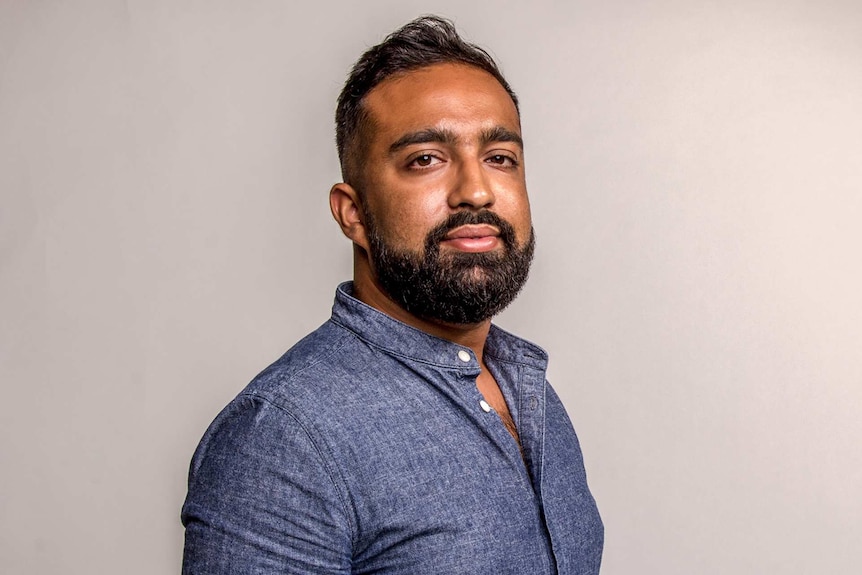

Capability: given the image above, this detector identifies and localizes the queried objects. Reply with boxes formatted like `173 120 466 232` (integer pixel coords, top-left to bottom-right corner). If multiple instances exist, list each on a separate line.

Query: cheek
370 196 447 248
515 211 534 248
496 187 532 238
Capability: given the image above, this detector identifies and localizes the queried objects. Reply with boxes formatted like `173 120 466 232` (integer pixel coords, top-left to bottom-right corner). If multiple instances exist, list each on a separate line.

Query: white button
479 400 492 413
457 350 471 363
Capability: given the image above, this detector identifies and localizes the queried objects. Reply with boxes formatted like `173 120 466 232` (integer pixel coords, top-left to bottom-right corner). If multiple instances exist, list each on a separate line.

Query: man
182 16 603 574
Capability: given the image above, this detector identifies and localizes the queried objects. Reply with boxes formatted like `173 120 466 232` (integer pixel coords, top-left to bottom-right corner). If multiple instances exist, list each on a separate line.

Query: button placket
518 368 546 497
457 350 501 418
456 350 493 415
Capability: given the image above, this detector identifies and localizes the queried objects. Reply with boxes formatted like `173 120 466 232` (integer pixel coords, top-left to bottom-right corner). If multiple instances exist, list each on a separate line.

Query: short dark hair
335 15 519 187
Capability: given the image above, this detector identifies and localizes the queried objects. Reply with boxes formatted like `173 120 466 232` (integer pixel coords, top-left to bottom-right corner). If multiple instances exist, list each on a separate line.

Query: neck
352 256 492 362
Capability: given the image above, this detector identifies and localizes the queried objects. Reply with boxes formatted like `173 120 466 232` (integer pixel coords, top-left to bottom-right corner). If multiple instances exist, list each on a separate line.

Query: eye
407 153 444 169
486 153 518 167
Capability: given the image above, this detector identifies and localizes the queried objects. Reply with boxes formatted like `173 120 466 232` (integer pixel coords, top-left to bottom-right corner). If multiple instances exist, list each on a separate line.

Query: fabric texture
181 282 603 574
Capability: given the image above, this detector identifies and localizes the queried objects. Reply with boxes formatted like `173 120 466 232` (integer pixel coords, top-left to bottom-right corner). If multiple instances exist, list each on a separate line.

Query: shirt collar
330 281 549 372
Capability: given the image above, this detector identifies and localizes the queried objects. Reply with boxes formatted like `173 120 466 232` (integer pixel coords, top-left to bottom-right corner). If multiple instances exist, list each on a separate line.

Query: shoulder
219 318 397 441
244 319 373 401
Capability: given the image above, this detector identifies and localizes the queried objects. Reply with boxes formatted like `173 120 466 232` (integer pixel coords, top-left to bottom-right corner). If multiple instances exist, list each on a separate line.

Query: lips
443 224 500 240
441 224 501 253
425 210 516 255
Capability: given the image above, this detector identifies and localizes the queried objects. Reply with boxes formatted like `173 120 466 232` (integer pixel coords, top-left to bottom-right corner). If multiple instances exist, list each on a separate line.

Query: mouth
440 224 501 253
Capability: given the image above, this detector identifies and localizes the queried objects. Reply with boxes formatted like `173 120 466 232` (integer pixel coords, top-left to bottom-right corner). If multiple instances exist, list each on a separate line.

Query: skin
329 63 532 444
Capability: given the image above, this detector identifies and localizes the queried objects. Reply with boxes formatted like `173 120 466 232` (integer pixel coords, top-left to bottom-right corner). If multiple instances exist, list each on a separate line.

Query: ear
329 182 370 251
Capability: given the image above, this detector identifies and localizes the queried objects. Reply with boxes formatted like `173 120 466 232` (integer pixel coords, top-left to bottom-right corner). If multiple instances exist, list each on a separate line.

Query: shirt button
479 400 492 413
457 350 471 363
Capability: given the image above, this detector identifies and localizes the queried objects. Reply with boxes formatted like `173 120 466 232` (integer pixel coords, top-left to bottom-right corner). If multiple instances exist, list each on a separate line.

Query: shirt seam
240 391 360 551
242 329 358 549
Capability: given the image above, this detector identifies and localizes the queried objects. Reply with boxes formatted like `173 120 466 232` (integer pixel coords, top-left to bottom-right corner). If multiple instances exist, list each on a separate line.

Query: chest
341 396 556 574
304 348 602 574
317 370 601 573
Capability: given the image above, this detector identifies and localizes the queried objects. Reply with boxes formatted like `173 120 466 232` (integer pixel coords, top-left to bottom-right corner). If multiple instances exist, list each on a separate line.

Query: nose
448 158 495 210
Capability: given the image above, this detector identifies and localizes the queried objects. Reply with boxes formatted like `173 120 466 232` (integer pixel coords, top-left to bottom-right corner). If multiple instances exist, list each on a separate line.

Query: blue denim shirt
182 282 603 574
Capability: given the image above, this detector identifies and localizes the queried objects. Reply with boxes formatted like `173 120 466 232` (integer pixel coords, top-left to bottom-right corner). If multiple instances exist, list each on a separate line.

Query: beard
365 209 535 325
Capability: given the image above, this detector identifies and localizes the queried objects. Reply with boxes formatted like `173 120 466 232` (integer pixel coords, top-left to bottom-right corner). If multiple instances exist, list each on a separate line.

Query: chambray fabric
181 282 603 574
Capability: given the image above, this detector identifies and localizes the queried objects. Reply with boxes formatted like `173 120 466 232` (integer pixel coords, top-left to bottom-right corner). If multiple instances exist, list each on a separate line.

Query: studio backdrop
1 1 860 573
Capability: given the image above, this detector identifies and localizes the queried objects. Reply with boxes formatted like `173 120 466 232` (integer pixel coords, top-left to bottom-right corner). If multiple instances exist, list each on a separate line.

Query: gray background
1 1 860 573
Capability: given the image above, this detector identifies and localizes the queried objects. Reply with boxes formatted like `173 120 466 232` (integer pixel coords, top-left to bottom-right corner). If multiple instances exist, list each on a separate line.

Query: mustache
424 210 518 250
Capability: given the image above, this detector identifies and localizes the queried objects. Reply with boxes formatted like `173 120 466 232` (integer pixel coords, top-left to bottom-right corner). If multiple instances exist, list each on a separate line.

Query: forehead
362 63 521 145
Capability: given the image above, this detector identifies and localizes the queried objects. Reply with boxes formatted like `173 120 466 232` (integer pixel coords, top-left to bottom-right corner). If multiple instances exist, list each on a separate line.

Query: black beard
365 210 535 325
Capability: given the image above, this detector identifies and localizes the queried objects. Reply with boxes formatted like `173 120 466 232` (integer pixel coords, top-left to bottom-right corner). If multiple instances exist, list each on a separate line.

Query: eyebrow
480 126 523 148
388 125 524 155
388 128 458 154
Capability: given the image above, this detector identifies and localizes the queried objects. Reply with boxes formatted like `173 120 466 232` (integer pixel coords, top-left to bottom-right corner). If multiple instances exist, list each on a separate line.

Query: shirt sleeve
181 394 353 574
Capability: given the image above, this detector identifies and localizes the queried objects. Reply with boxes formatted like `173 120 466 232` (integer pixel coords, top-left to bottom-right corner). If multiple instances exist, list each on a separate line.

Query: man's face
357 63 534 324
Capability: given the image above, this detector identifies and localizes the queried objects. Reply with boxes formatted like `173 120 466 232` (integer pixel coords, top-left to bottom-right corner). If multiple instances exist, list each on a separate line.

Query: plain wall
1 1 860 573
